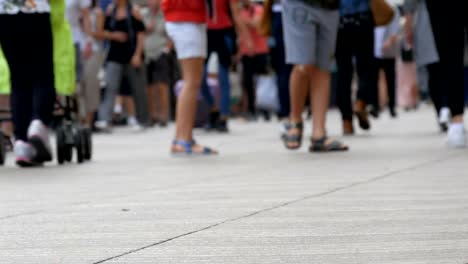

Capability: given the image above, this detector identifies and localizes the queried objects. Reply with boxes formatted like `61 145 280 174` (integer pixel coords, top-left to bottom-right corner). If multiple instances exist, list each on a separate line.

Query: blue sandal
171 140 218 156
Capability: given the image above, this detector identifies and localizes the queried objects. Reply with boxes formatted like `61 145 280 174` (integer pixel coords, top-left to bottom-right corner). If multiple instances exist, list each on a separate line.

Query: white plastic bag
255 74 279 111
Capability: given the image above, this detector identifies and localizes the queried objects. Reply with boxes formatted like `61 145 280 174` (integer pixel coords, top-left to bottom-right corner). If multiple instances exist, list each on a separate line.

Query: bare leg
156 82 170 122
310 66 348 149
289 65 310 123
309 66 330 139
124 96 136 118
285 65 310 149
147 84 158 122
173 58 218 153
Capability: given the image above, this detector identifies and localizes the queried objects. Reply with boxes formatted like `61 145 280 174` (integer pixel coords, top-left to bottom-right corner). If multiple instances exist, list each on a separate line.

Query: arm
99 5 128 42
80 1 93 58
131 6 145 67
91 8 106 40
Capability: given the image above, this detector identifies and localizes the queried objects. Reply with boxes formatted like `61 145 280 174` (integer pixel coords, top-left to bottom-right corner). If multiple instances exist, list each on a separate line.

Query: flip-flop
310 136 349 152
171 140 218 156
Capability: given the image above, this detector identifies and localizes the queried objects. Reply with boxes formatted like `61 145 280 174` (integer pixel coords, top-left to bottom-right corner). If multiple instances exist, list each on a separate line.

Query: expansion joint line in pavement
93 152 461 264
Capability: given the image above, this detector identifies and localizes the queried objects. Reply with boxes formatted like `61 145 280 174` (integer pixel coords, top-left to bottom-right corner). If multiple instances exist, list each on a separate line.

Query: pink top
239 4 269 56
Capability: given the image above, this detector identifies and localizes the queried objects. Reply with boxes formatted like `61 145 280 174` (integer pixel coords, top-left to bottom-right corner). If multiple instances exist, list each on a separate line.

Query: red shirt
207 0 235 30
239 4 269 56
162 0 207 23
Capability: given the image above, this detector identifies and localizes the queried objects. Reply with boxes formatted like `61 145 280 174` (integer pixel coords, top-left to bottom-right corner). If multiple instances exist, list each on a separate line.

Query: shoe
389 108 397 118
159 120 168 128
354 100 371 130
14 140 40 167
128 116 144 132
369 106 380 119
343 120 355 136
447 123 466 148
27 120 52 163
95 120 112 133
208 111 220 130
439 107 450 132
216 119 229 133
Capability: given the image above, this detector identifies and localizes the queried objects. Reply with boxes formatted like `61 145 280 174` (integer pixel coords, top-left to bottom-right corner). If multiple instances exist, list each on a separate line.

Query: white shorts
165 22 207 60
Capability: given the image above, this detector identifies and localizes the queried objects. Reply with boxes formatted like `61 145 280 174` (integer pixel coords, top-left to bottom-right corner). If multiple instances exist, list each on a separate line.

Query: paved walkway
1 107 468 264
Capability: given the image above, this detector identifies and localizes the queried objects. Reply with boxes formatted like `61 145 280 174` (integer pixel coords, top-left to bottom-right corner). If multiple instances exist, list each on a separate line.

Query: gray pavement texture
1 107 468 264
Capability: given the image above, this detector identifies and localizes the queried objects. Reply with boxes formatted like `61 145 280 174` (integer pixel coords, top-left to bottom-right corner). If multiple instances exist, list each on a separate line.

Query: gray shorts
281 0 339 70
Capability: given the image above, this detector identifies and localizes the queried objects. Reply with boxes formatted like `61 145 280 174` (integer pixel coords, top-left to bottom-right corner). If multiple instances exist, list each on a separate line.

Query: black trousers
425 0 467 117
0 13 56 141
242 54 268 115
271 11 292 119
336 12 378 121
376 58 396 110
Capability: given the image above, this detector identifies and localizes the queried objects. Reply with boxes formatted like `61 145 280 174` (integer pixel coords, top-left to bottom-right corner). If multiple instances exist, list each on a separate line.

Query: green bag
0 0 76 96
50 0 76 96
0 46 10 95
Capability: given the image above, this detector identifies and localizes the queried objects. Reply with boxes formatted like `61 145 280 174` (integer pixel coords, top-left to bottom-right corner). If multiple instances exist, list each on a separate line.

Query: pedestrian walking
162 0 218 155
95 0 149 131
281 0 348 152
0 0 56 166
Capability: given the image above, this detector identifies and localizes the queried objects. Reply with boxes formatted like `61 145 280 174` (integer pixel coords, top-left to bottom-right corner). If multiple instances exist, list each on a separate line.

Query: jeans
336 12 378 121
98 62 149 124
0 13 56 141
200 64 231 116
200 28 234 117
271 11 292 118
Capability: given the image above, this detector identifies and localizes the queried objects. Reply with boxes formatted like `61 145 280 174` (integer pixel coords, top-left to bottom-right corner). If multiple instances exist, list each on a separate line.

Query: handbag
258 0 273 37
255 74 279 111
370 0 394 26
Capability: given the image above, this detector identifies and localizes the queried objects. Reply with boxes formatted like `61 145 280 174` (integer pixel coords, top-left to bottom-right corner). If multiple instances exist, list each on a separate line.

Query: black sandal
310 136 349 152
282 121 303 150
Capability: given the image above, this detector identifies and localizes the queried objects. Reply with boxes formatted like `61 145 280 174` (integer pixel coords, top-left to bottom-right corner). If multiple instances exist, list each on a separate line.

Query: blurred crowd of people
0 0 467 166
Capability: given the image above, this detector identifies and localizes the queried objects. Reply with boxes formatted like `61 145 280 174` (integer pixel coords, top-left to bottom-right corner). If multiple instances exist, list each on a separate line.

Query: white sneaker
439 107 450 131
447 123 466 148
128 117 144 132
14 140 39 167
95 120 111 132
27 120 52 162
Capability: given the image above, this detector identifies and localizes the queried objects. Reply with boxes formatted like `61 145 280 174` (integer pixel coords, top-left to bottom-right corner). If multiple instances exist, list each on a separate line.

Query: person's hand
382 39 393 54
131 55 142 68
82 41 93 59
111 32 128 43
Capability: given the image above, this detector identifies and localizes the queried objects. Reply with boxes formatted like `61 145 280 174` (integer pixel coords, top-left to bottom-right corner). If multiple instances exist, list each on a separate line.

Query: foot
159 120 168 128
389 108 397 118
171 140 219 155
439 107 450 132
208 111 220 130
310 136 349 152
354 100 371 131
27 120 52 163
282 121 303 150
369 106 380 119
447 123 466 148
343 120 355 136
95 120 112 133
127 117 144 132
14 140 41 167
216 119 229 133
